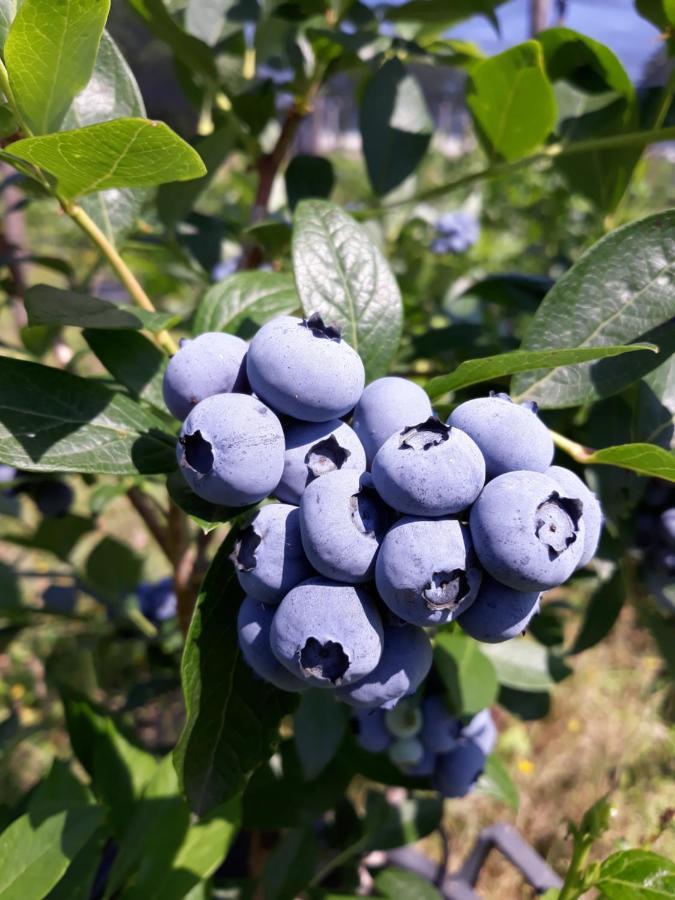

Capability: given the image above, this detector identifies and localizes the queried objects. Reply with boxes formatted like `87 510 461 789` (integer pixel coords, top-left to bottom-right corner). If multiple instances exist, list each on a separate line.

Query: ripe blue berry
353 708 391 753
177 393 284 506
137 577 177 623
457 576 541 643
419 694 462 754
163 332 248 421
433 738 486 798
352 377 433 466
237 595 307 692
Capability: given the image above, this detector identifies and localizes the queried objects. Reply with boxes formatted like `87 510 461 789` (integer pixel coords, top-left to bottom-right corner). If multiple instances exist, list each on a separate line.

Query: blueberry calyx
301 312 342 342
535 492 583 560
300 637 349 683
422 569 470 610
231 525 261 572
181 430 214 474
399 416 449 451
306 434 351 478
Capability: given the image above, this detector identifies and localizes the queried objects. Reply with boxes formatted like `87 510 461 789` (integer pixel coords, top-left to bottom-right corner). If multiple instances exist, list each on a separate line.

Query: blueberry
419 694 462 754
246 314 365 422
177 394 284 506
384 697 423 738
448 393 554 480
299 470 393 583
470 470 586 591
237 595 307 692
337 623 432 710
431 211 480 254
0 465 16 484
353 708 391 753
399 745 436 777
375 516 482 626
461 709 497 756
352 377 433 466
388 737 425 767
661 509 675 547
28 480 73 518
372 417 485 516
457 575 541 643
275 419 366 505
137 577 177 623
43 584 77 614
546 466 603 567
269 577 383 688
231 504 314 604
433 738 486 798
163 332 249 421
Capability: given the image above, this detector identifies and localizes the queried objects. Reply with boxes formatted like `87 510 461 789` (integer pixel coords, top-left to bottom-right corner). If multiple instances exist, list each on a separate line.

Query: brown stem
127 486 172 561
166 500 198 638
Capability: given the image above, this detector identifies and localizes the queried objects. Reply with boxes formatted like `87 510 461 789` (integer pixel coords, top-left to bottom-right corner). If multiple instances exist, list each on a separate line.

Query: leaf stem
550 430 596 464
0 58 32 137
558 835 593 900
63 201 178 355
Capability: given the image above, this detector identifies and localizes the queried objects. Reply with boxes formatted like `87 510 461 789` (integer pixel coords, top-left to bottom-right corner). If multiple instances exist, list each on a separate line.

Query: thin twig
127 486 172 562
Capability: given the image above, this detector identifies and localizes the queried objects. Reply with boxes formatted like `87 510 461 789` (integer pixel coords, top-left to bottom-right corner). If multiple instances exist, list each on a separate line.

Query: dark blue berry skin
137 577 177 623
470 470 586 591
337 623 432 710
353 708 391 753
43 585 77 614
548 465 603 568
177 393 285 506
372 418 485 517
22 480 73 518
237 595 307 692
448 394 553 480
431 211 480 255
231 504 314 605
299 470 393 584
275 419 366 505
352 377 433 466
662 509 675 547
457 576 541 643
269 577 384 689
163 332 249 421
375 516 482 627
420 694 462 754
246 315 365 422
433 738 486 798
401 745 437 777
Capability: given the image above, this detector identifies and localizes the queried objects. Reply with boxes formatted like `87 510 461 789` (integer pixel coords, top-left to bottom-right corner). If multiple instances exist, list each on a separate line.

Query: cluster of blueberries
354 695 496 798
636 482 675 615
162 312 603 716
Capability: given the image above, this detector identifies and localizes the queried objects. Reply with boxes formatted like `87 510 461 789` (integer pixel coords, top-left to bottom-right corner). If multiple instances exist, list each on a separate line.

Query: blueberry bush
0 1 674 898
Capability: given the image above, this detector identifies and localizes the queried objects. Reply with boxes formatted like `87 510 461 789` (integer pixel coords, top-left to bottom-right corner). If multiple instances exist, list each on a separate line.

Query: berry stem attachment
61 201 178 356
550 430 596 464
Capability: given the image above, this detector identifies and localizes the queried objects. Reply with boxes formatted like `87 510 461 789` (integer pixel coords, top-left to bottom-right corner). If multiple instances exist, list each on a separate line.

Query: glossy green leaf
25 285 179 331
476 755 519 811
292 200 402 380
362 791 443 852
512 210 675 408
62 31 147 244
185 0 242 46
481 640 556 692
434 630 499 716
467 41 557 161
582 442 675 482
386 0 506 28
568 571 625 655
425 344 656 399
294 690 348 780
0 357 176 474
27 760 92 822
47 830 106 900
374 867 442 900
0 807 102 900
7 118 207 199
592 849 675 898
166 470 248 533
84 329 168 412
0 0 16 48
105 755 240 900
285 154 335 210
260 827 318 900
5 0 110 134
194 271 298 337
62 690 158 836
174 533 296 815
360 58 432 196
127 0 218 81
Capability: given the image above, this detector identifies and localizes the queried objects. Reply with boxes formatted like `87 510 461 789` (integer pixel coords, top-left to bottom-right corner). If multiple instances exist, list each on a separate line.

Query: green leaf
25 285 179 331
62 31 148 244
47 830 106 900
425 344 657 399
166 470 246 533
386 0 506 28
433 630 499 716
568 571 624 655
0 0 16 49
636 0 675 31
292 200 402 380
7 118 207 199
285 154 335 210
185 0 232 45
9 514 92 562
635 355 675 449
294 690 348 780
374 867 442 900
5 0 110 134
481 640 556 691
105 755 240 900
0 357 176 474
511 210 675 408
157 121 237 227
127 0 217 82
194 271 299 338
0 562 23 613
260 827 318 900
467 41 557 161
360 58 432 196
27 760 92 823
84 329 168 412
0 807 102 900
476 755 519 811
592 849 675 898
84 535 143 598
174 532 296 816
62 690 158 836
582 442 675 482
362 791 442 852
